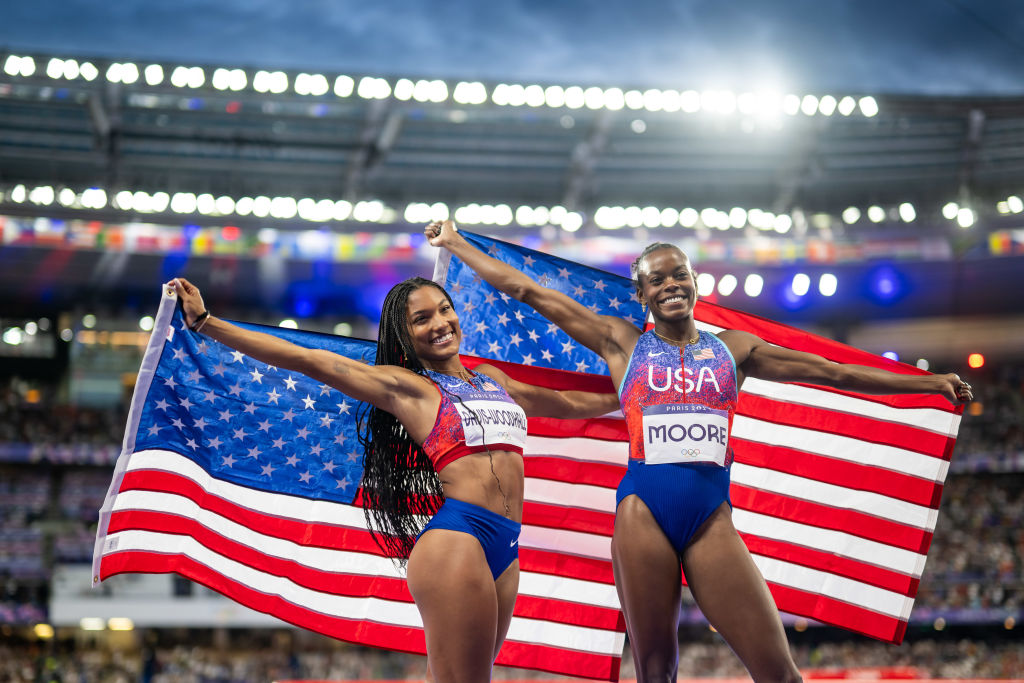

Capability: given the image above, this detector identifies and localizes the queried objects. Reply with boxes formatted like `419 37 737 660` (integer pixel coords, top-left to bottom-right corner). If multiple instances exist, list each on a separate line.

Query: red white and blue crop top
421 369 528 472
618 330 739 466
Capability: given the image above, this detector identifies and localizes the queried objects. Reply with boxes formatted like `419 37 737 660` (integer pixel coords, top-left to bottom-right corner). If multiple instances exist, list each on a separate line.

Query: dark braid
357 277 450 564
630 242 680 297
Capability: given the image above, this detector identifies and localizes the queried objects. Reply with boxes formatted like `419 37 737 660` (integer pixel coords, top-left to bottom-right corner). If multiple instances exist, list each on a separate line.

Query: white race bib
453 399 528 449
641 403 729 466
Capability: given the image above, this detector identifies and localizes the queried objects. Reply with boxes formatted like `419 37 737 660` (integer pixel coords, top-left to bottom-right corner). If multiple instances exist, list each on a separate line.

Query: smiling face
405 284 462 363
636 246 698 322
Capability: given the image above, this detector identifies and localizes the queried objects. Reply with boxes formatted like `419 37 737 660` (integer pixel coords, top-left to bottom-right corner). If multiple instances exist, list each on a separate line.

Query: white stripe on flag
525 436 627 465
731 463 939 530
752 553 914 621
525 478 617 514
732 415 949 481
520 524 612 561
740 377 960 436
105 528 624 655
732 508 927 577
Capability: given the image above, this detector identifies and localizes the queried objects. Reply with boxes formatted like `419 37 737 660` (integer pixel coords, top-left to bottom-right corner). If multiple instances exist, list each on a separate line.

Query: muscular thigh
407 529 501 682
681 505 799 682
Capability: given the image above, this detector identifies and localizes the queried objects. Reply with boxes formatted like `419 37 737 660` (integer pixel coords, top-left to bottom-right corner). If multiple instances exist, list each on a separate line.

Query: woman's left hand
168 278 208 328
424 219 459 248
939 373 973 404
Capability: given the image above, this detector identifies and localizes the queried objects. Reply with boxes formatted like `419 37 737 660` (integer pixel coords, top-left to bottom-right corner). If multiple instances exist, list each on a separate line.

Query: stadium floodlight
916 358 930 371
327 200 350 221
394 78 415 101
430 202 449 220
532 206 550 225
818 95 837 116
150 192 170 212
171 192 198 214
81 188 107 209
196 193 216 215
773 214 793 233
564 86 585 109
842 206 861 224
494 204 514 226
643 89 664 112
171 66 190 87
642 206 661 228
544 85 566 108
680 90 700 113
867 205 886 223
3 55 22 76
737 92 758 115
791 273 811 296
454 81 487 104
661 90 681 112
215 196 235 215
594 206 620 230
800 94 818 116
491 83 510 106
899 202 916 222
505 83 527 107
625 206 644 228
270 196 298 219
956 207 975 228
10 184 27 203
1007 195 1023 213
57 188 76 206
942 201 959 220
837 95 856 116
818 273 838 296
603 87 625 111
59 58 81 80
82 314 97 329
79 62 98 81
882 351 898 361
251 196 272 218
28 185 54 205
717 90 736 114
18 55 36 77
584 86 605 110
212 68 233 91
120 63 139 84
700 208 719 228
515 205 535 226
46 58 64 79
624 89 644 110
144 64 164 85
679 207 699 228
729 207 747 228
522 84 544 107
139 316 155 331
660 207 679 227
561 212 583 232
334 75 355 97
696 273 716 297
717 274 738 296
630 119 647 134
783 94 801 115
858 96 879 117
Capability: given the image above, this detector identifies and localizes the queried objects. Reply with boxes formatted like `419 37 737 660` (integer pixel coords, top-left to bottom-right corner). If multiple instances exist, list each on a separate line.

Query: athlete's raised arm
170 278 437 425
427 220 640 377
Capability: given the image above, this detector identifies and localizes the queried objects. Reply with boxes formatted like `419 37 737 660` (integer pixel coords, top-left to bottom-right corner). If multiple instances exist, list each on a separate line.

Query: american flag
92 285 625 680
434 231 964 646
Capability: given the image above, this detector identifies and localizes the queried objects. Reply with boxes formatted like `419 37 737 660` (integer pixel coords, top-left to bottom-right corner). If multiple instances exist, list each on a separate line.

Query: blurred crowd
0 362 1022 681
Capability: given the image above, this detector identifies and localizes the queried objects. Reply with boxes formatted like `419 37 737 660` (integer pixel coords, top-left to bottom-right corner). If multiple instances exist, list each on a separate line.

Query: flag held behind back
94 285 626 681
434 231 964 645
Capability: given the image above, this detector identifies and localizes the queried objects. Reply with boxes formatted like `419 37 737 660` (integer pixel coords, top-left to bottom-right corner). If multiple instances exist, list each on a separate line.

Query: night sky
2 0 1024 95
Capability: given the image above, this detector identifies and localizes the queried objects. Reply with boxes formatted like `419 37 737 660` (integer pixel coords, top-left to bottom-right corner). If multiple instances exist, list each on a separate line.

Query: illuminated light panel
967 353 985 369
818 273 838 296
743 274 764 297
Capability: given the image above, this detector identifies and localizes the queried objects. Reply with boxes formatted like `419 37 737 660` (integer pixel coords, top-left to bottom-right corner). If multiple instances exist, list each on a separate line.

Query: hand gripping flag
433 231 964 645
93 285 625 681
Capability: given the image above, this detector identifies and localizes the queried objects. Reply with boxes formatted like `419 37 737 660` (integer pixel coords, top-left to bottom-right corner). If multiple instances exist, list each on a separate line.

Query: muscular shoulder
714 329 762 365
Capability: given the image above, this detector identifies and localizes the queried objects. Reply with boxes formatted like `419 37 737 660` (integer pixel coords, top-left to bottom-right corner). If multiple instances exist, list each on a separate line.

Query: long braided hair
357 277 449 563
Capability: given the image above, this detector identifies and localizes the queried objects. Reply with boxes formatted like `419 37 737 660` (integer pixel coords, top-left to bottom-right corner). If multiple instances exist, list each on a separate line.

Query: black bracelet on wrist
189 310 210 332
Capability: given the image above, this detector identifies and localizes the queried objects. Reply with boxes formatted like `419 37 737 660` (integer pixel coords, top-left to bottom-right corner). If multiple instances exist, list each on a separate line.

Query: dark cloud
1 0 1023 94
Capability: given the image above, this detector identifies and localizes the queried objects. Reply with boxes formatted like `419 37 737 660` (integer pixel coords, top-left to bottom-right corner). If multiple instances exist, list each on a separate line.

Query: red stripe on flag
730 485 933 554
527 416 629 441
495 638 622 681
106 509 411 600
523 501 616 536
764 581 908 644
519 549 616 585
526 456 626 489
740 534 920 597
119 470 384 552
732 440 944 508
100 551 429 653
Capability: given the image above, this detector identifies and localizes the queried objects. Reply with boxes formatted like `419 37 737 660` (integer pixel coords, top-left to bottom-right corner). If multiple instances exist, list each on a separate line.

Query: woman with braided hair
170 276 618 683
428 220 974 683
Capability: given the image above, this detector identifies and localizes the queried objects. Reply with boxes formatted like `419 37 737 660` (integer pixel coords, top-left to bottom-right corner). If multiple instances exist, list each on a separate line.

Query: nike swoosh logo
510 540 518 547
648 351 666 357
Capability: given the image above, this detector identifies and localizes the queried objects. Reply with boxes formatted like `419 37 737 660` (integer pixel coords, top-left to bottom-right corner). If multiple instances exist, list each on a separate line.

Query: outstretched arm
475 364 621 419
170 279 437 419
722 329 973 405
428 220 639 374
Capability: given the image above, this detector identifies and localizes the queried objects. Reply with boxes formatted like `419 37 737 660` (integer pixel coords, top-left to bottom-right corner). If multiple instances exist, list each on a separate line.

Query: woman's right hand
169 278 208 328
424 219 460 248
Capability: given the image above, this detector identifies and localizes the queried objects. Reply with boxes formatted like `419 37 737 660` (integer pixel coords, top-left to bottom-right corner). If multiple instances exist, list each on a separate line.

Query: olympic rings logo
680 448 702 457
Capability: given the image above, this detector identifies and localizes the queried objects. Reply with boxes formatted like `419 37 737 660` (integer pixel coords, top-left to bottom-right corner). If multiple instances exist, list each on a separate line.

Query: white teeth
432 332 454 344
663 296 685 304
